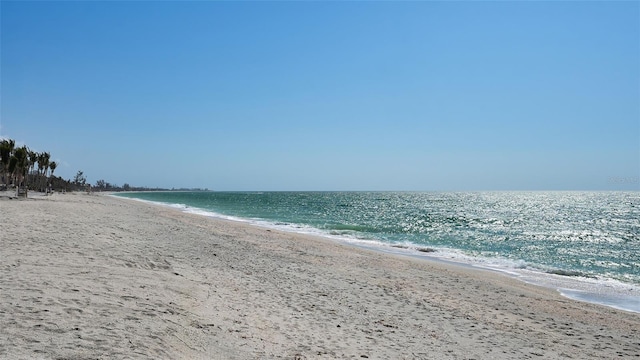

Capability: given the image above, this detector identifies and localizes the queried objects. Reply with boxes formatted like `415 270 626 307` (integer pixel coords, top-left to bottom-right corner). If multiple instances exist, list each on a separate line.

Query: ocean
116 191 640 313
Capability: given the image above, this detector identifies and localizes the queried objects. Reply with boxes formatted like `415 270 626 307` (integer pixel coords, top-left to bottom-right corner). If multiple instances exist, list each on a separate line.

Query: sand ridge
1 193 638 359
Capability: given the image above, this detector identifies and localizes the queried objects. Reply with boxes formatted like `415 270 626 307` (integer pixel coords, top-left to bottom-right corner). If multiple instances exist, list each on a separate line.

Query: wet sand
1 192 638 359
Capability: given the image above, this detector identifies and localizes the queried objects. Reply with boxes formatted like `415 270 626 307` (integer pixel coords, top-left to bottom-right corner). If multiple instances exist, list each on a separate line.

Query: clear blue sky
1 1 638 191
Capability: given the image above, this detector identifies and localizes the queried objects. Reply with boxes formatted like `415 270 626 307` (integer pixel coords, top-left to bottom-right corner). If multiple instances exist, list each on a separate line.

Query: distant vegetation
1 138 204 197
1 138 66 196
92 179 206 192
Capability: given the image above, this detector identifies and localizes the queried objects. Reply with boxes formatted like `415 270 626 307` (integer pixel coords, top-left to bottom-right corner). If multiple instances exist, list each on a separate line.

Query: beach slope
1 193 638 359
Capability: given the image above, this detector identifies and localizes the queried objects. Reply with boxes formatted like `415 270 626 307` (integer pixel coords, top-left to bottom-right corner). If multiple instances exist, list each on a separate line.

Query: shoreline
2 192 639 359
115 192 640 314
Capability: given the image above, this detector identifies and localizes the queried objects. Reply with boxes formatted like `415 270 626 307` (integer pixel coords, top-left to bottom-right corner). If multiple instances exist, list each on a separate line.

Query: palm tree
49 161 57 193
0 139 15 188
28 150 38 189
37 152 45 189
43 152 50 191
38 152 50 191
11 146 29 197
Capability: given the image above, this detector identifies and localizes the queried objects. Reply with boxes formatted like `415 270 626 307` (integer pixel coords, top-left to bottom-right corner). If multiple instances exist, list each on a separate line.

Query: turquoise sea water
116 191 640 312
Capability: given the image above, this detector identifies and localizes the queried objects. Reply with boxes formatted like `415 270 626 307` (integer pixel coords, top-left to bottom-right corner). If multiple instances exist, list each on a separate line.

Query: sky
1 1 638 191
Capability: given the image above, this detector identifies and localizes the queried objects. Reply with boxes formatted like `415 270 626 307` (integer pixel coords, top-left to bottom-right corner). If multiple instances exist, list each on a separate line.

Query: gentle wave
115 191 640 313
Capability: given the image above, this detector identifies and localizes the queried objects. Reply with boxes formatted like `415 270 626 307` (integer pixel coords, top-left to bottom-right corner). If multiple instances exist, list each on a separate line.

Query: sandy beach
1 193 638 359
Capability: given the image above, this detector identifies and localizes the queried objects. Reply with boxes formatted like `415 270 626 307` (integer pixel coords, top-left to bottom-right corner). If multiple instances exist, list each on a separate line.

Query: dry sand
1 192 638 359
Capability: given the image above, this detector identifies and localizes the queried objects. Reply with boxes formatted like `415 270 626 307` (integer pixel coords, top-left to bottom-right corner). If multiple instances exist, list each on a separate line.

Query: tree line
0 138 66 196
1 138 203 197
1 139 109 196
92 179 173 192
